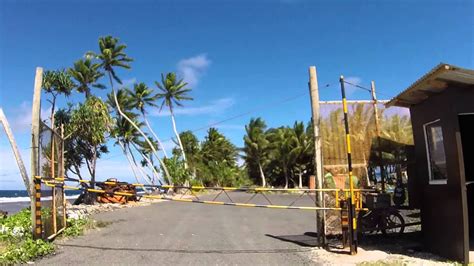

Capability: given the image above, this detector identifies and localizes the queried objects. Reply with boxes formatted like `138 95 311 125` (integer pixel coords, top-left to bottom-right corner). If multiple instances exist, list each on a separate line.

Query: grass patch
0 209 55 264
62 218 111 238
0 208 111 264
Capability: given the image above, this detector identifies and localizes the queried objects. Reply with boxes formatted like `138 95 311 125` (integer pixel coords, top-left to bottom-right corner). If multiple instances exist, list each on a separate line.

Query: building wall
409 86 473 262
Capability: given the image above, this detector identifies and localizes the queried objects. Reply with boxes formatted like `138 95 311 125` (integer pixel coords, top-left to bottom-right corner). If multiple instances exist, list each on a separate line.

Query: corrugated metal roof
386 63 474 108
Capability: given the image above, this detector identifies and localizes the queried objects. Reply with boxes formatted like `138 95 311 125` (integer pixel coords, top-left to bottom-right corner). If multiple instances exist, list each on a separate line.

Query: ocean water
0 190 82 215
0 190 81 203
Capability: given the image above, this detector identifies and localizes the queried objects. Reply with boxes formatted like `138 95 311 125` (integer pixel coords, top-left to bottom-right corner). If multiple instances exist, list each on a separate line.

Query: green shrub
0 238 54 264
62 218 88 237
0 209 55 264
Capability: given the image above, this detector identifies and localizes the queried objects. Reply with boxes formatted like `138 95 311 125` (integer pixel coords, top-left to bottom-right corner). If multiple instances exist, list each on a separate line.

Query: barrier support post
340 75 358 255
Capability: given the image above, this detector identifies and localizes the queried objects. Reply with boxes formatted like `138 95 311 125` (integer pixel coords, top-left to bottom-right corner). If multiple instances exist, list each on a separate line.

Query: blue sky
1 0 473 189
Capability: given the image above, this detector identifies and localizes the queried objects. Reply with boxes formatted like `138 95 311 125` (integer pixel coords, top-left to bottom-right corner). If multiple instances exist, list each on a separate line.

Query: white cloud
5 101 51 134
177 54 211 88
151 97 235 117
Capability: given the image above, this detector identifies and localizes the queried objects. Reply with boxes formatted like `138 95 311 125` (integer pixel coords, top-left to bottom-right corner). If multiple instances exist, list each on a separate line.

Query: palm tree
68 58 105 99
290 122 312 188
242 118 269 187
90 35 171 183
174 131 200 179
107 89 163 186
111 115 144 185
127 82 168 158
267 127 296 189
155 72 193 169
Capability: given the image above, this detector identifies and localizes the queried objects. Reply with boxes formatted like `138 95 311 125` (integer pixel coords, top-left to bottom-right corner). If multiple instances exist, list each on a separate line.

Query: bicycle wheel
358 211 378 235
381 210 405 236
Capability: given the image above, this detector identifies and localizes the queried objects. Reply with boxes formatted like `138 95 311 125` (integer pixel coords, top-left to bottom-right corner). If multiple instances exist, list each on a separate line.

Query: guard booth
387 63 474 263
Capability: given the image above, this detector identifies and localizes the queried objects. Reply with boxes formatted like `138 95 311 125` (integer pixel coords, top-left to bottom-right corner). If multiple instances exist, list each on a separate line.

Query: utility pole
31 67 43 240
308 66 325 246
0 108 31 197
370 81 385 192
340 76 357 255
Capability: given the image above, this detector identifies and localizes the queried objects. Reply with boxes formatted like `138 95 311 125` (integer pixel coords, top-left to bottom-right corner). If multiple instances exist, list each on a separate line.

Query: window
424 120 448 184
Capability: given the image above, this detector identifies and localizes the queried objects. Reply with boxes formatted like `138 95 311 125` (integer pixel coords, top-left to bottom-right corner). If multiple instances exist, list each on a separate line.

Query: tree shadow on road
265 232 319 247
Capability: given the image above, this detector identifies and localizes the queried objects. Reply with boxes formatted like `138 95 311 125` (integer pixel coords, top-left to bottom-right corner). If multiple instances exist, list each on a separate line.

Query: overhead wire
161 83 333 142
342 80 394 99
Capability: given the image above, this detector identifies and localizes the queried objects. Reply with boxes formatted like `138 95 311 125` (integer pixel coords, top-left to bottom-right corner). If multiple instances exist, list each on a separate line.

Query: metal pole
31 67 43 239
370 81 385 192
339 76 357 254
308 66 325 246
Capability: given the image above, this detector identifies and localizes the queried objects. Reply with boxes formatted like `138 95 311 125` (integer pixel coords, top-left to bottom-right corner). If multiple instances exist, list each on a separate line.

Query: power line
160 84 334 142
342 80 394 99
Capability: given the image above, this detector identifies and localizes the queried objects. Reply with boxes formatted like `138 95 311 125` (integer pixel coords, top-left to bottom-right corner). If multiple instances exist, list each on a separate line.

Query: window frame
423 119 448 185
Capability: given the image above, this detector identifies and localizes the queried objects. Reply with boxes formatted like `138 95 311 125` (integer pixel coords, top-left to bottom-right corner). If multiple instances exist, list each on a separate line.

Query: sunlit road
38 192 320 265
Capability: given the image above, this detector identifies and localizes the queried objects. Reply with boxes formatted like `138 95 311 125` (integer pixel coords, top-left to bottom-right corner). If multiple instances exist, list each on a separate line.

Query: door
459 115 474 245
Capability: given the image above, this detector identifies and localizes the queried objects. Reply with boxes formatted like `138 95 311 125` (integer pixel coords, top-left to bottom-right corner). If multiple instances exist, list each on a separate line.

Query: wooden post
50 115 57 233
371 81 385 192
61 124 67 229
0 108 31 197
308 66 325 246
31 67 43 239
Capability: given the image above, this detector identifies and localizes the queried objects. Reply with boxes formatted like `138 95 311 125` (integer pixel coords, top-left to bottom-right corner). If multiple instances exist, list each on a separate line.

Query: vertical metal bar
335 190 340 208
340 76 357 255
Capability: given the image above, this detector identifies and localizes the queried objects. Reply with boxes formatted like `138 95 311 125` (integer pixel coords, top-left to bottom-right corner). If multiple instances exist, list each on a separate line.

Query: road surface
38 192 320 265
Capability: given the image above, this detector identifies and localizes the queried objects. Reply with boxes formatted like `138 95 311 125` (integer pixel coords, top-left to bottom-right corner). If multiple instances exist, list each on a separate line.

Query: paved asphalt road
38 192 321 265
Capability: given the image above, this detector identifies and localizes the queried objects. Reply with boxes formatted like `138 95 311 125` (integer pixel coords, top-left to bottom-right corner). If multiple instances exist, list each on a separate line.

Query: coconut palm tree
242 118 269 187
267 127 297 189
127 82 168 158
68 58 105 99
90 35 171 183
155 72 193 169
290 121 312 188
107 89 163 186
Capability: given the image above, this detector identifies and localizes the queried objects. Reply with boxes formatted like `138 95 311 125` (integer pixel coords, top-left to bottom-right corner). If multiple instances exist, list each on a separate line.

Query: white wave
0 195 79 203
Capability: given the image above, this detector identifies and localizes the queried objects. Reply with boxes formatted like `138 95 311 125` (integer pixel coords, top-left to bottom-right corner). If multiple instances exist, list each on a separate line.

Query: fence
320 102 413 190
36 121 66 239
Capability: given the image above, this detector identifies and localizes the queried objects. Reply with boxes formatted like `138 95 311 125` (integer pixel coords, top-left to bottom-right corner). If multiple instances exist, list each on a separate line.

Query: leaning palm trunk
107 72 172 184
283 167 289 189
118 141 142 186
170 110 188 170
131 142 163 186
298 171 303 189
127 146 154 193
142 112 168 158
258 162 266 187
